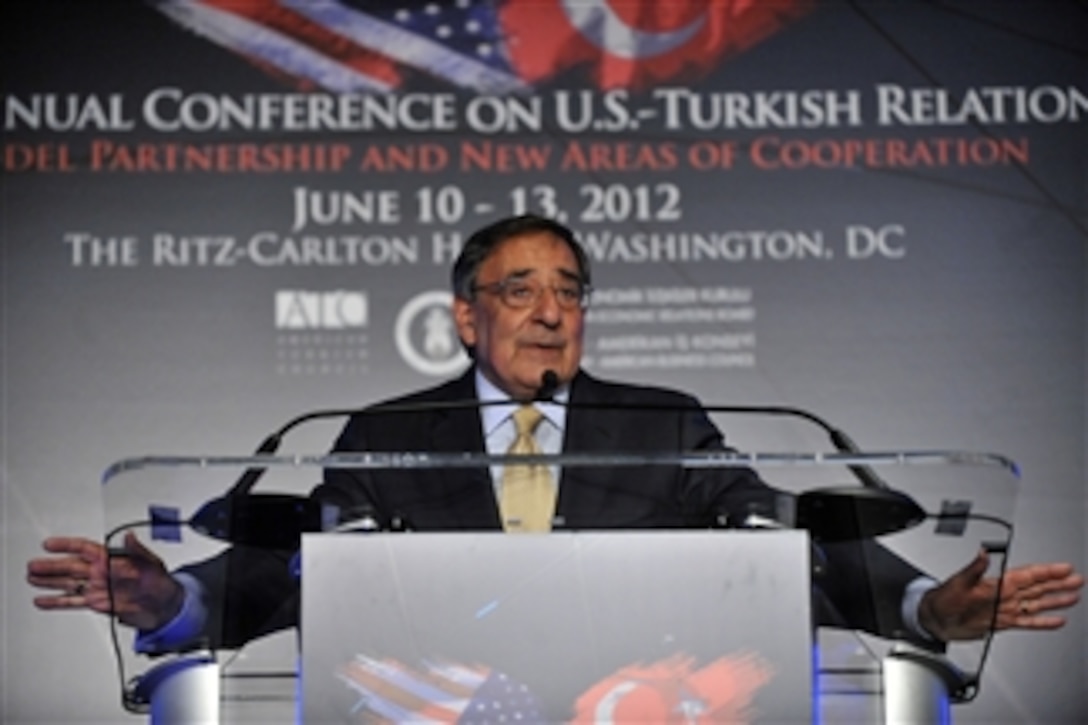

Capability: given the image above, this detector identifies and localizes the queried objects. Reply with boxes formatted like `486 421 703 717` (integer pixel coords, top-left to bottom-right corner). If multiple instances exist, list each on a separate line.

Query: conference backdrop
2 1 1084 722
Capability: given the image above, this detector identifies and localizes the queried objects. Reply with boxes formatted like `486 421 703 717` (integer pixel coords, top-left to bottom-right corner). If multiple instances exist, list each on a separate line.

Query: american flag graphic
338 655 544 723
148 0 814 93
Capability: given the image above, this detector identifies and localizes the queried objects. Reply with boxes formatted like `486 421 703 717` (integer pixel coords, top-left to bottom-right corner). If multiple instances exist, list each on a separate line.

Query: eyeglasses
472 277 591 310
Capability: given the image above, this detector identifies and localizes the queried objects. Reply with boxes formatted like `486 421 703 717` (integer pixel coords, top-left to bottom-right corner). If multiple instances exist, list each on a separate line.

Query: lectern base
884 645 968 724
129 652 220 724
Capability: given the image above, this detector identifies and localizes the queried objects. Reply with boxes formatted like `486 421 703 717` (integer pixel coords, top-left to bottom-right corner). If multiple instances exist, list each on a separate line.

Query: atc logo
395 290 469 377
275 289 368 330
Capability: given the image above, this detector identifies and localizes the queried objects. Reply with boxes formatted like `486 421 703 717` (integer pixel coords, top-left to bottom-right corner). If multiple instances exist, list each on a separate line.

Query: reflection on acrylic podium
101 448 1015 723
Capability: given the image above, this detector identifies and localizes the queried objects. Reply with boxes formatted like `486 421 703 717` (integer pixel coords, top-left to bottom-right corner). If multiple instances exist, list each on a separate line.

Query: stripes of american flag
338 656 544 723
149 0 529 93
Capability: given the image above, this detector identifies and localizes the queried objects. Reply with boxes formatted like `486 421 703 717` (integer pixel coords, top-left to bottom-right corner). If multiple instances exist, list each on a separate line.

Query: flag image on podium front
337 651 773 723
338 655 544 723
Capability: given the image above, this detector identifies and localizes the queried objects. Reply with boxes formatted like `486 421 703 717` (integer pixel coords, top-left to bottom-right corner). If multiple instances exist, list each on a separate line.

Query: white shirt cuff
901 576 939 640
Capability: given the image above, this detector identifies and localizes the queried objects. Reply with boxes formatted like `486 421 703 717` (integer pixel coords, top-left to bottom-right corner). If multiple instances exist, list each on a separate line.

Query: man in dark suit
28 214 1083 653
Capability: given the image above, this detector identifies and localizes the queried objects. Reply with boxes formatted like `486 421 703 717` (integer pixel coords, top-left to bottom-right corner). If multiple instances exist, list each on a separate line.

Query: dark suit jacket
183 368 930 649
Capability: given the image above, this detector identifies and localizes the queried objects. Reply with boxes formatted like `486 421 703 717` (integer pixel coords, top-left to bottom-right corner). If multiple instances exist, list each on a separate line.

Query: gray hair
450 214 592 300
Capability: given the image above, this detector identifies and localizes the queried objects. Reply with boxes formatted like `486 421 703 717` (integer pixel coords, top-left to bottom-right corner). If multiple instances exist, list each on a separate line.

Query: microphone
794 485 925 542
197 390 560 547
197 383 923 546
224 399 493 499
828 425 890 491
709 406 924 540
225 432 284 499
535 370 560 401
690 403 892 491
226 370 563 500
189 493 333 550
199 399 490 547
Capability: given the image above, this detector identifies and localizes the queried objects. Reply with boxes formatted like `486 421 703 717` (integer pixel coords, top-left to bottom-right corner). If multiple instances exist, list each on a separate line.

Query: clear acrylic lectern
99 441 1016 724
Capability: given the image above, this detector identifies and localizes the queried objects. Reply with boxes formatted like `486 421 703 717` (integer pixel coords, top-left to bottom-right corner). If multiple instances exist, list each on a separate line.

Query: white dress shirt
475 369 568 503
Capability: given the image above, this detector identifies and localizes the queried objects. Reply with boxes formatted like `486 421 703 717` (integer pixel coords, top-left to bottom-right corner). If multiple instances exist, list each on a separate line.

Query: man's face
453 231 586 400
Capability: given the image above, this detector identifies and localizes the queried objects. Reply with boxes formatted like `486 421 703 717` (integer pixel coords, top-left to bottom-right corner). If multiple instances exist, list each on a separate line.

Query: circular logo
394 290 469 377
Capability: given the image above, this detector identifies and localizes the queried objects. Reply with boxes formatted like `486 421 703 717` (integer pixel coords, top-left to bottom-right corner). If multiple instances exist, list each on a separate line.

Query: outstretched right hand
27 532 185 632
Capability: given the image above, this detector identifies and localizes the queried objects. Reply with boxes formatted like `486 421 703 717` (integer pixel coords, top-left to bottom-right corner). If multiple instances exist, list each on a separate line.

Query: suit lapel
560 372 617 454
555 372 617 524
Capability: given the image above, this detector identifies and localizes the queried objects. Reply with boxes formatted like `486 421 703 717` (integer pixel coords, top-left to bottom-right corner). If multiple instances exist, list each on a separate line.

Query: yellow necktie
500 405 556 533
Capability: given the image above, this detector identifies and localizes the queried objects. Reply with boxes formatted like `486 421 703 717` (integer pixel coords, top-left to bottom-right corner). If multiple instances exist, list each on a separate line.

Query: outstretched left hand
918 550 1083 641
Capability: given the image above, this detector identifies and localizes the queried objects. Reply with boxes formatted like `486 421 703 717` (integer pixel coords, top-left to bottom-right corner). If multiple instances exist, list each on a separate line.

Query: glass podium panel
100 444 1016 723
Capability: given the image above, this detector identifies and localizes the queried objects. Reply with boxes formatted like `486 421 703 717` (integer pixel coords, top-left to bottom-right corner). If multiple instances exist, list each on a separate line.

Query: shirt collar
475 368 569 436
